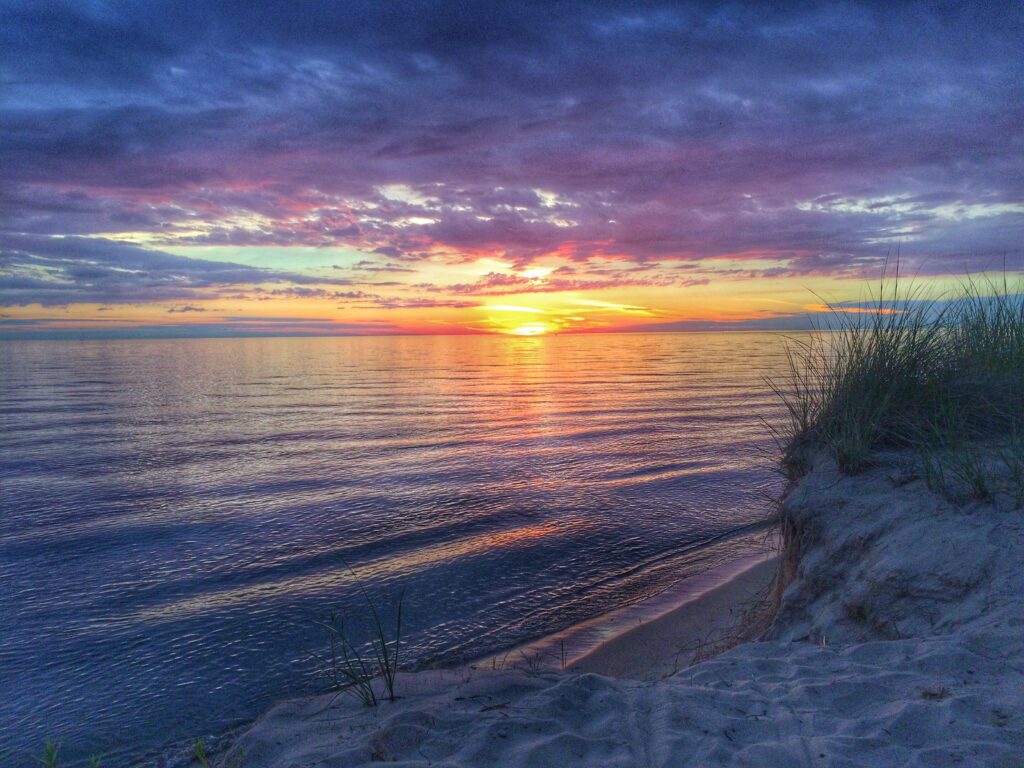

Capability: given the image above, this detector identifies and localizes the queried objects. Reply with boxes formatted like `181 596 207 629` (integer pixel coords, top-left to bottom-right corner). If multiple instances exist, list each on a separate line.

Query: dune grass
35 740 60 768
771 275 1024 499
310 591 404 707
29 740 101 768
192 738 212 767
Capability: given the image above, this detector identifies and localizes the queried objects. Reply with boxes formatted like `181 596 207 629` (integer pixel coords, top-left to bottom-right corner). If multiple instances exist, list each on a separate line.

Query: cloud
345 260 417 273
356 296 477 310
0 234 356 306
0 0 1022 314
422 271 707 296
0 314 401 339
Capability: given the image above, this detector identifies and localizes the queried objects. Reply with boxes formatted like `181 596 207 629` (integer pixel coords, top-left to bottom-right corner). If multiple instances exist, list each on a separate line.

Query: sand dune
228 452 1024 766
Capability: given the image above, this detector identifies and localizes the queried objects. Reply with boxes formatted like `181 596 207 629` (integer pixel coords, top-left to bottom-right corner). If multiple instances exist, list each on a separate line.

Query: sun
508 322 553 336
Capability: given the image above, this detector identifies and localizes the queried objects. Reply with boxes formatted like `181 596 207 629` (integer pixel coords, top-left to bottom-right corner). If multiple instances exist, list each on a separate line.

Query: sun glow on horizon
507 322 554 336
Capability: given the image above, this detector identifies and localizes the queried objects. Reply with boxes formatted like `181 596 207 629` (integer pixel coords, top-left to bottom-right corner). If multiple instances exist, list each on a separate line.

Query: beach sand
227 452 1024 767
568 556 778 680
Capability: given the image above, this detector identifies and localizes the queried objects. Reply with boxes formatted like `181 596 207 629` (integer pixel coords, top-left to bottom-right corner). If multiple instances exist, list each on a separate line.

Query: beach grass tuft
31 740 102 768
35 740 60 768
772 274 1024 496
193 738 212 768
311 591 404 707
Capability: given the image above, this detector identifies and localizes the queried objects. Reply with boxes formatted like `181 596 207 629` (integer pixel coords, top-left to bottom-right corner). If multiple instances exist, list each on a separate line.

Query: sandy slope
228 454 1024 767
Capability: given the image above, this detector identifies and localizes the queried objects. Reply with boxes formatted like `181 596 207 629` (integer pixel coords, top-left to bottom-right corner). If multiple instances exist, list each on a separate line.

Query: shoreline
161 545 780 767
568 554 778 679
161 543 779 767
471 547 778 678
227 452 1024 766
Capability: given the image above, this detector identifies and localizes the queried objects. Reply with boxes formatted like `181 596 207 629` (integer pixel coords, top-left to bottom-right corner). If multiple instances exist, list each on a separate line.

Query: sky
1 0 1022 338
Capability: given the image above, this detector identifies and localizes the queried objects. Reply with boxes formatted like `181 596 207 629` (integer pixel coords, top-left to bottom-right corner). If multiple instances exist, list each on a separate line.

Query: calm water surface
0 333 795 765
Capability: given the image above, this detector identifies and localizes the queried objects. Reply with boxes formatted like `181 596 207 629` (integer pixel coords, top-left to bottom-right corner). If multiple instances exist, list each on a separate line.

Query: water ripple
0 332 796 766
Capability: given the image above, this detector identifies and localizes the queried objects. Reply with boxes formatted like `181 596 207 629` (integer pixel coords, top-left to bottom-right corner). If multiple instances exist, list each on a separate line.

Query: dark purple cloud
418 271 708 296
345 260 418 273
1 0 1022 310
0 234 357 306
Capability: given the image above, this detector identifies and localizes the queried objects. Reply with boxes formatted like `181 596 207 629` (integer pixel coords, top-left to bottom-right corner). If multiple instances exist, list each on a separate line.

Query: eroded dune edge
228 452 1024 767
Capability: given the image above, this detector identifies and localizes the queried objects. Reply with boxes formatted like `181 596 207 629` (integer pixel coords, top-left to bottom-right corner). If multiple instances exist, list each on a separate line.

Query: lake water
0 332 795 765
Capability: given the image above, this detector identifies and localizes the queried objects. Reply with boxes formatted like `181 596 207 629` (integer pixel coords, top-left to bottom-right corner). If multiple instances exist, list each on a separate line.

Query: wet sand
568 555 778 680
